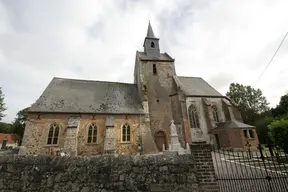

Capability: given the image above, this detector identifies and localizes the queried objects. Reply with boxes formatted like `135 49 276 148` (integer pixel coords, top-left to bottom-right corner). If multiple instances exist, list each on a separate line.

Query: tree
268 118 288 153
12 107 29 145
226 83 270 125
0 87 6 121
0 122 13 133
272 93 288 117
254 117 274 144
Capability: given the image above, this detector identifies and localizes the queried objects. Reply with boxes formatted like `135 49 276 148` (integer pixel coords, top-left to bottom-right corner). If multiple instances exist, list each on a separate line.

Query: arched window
121 124 131 142
87 123 97 143
151 42 155 48
188 104 200 128
47 123 60 145
212 105 219 122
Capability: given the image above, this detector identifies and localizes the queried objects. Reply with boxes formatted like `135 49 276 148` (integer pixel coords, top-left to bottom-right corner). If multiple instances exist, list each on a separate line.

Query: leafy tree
12 107 29 145
268 118 288 153
272 93 288 117
254 117 274 144
0 122 13 133
226 83 270 125
0 87 6 121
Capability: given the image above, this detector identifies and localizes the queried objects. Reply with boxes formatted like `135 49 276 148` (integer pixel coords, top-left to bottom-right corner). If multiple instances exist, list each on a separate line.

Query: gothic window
87 123 97 143
212 105 220 122
151 42 155 48
188 104 200 128
121 124 131 142
47 123 60 145
153 64 157 74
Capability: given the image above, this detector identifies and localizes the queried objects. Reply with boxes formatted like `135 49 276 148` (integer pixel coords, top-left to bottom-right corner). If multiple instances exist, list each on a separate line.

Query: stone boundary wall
0 154 199 192
0 143 219 192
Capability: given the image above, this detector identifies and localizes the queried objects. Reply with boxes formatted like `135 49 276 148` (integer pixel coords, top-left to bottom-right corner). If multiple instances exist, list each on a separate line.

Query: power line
253 32 288 87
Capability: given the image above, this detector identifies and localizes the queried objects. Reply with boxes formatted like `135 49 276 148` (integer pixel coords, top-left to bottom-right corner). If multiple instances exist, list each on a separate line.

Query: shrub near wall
0 154 199 192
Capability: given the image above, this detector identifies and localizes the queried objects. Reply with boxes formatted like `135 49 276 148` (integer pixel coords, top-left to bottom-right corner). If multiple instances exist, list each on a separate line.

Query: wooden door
155 131 166 152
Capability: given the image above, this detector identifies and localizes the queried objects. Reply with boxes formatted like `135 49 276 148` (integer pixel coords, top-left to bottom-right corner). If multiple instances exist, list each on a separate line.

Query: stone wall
23 113 141 156
140 60 176 151
0 143 220 192
0 154 197 192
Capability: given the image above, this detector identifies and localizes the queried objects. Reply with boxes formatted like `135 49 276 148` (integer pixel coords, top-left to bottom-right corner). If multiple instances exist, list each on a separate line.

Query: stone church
22 22 259 156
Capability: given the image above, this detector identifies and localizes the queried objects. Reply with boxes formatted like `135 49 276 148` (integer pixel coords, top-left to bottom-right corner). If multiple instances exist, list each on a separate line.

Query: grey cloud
207 73 234 91
1 0 288 123
248 35 288 70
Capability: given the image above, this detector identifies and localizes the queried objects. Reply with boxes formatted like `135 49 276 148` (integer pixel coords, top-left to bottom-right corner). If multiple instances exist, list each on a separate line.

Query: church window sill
44 145 59 148
120 142 131 144
85 143 99 146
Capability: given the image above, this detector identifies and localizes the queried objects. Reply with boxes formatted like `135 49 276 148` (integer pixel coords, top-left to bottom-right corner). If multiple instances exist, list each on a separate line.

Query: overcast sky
0 0 288 123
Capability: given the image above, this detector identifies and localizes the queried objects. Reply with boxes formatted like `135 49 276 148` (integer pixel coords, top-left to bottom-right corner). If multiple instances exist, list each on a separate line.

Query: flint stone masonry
0 154 199 192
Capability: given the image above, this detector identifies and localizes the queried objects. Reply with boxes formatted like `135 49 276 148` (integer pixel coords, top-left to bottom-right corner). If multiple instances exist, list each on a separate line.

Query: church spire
146 21 156 38
143 21 160 58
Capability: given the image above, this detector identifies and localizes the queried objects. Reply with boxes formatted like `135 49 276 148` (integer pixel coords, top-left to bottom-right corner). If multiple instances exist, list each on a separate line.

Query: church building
21 22 259 156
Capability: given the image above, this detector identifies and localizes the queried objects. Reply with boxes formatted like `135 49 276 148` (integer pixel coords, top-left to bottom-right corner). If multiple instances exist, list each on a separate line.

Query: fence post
190 141 219 192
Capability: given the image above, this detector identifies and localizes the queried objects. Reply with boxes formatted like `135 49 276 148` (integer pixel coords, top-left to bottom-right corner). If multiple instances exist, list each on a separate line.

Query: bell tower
143 21 160 58
134 21 177 153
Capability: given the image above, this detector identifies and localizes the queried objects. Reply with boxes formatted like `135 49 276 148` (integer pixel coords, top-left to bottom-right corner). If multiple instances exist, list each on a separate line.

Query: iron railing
212 143 288 192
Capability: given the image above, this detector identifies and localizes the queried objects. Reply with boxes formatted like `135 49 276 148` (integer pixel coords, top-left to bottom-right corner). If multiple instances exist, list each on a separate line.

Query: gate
212 143 288 192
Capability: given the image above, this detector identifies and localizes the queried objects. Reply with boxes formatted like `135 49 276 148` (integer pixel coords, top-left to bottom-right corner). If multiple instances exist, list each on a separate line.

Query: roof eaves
200 78 223 96
185 95 226 98
164 52 175 61
138 58 173 62
27 111 146 115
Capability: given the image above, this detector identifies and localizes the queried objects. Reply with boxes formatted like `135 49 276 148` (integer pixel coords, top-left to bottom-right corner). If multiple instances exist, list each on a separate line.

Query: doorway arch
154 130 167 152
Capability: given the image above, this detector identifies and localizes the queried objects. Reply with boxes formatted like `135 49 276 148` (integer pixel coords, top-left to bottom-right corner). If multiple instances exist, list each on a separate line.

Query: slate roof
146 21 156 38
176 76 223 97
28 77 145 114
137 51 174 61
214 120 254 130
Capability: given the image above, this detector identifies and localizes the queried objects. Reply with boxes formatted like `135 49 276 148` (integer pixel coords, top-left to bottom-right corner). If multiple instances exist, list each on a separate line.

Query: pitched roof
28 77 144 114
176 76 223 97
137 51 174 61
214 120 254 129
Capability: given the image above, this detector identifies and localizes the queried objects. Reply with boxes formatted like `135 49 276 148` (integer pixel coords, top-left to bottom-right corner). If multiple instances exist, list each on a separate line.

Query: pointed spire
146 21 156 38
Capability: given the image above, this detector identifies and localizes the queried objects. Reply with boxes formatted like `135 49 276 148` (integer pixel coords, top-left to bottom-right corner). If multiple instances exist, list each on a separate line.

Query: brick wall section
213 128 259 151
190 142 220 192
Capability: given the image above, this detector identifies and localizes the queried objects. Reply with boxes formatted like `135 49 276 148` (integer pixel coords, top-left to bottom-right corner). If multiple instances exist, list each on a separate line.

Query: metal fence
212 144 288 192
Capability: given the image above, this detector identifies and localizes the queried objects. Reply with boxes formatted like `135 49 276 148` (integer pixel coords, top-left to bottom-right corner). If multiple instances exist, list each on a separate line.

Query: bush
268 118 288 153
255 117 275 144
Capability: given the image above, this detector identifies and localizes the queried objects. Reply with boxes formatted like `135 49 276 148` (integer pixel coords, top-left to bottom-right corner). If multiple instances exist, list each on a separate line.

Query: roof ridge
53 77 135 85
